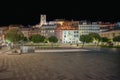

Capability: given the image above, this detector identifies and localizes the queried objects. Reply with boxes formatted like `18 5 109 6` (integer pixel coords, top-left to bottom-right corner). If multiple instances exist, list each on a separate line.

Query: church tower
40 14 46 26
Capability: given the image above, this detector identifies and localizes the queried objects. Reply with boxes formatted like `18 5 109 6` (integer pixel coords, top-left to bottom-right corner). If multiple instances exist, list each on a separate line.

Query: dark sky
0 1 120 26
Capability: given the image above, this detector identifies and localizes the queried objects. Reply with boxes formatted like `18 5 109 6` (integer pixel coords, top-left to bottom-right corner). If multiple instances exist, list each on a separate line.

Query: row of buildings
0 15 120 44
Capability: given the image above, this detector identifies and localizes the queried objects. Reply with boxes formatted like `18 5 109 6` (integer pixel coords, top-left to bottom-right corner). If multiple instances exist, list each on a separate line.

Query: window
64 31 66 34
74 35 78 37
64 35 66 37
74 31 78 33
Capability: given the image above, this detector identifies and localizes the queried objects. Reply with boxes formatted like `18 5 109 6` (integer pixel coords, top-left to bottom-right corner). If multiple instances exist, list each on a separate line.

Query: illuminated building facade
21 28 30 38
62 30 80 43
100 22 120 39
41 24 57 38
100 30 120 39
79 21 100 36
99 22 116 32
1 14 119 44
56 21 79 43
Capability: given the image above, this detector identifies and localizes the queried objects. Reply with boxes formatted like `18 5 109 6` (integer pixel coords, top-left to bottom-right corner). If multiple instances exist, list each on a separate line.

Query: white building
62 30 80 44
79 21 100 36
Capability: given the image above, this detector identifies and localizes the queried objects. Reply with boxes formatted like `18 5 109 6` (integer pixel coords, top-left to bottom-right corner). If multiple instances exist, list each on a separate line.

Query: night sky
0 1 120 26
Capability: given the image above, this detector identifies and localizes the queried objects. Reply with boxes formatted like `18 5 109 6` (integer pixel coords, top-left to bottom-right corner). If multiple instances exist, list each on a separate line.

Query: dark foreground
0 48 120 80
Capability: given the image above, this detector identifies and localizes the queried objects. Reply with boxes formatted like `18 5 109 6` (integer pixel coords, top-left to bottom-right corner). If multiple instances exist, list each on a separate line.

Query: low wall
20 46 35 53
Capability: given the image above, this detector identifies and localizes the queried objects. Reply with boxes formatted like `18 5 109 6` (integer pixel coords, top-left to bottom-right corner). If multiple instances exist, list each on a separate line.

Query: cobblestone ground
0 50 120 80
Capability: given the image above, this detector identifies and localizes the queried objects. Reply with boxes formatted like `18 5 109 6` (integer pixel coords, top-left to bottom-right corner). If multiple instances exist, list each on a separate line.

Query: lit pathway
0 48 90 54
35 49 90 53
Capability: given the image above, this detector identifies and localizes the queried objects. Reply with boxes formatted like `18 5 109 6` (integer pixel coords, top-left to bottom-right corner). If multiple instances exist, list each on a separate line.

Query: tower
40 14 46 26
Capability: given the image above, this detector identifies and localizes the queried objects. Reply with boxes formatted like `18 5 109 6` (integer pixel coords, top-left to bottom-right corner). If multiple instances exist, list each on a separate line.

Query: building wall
21 28 28 38
79 22 100 36
100 30 120 39
21 28 41 38
41 25 57 38
99 22 116 32
54 30 62 43
62 30 80 44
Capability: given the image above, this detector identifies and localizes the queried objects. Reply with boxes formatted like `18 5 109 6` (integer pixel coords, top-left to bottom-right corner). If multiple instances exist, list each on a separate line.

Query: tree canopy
80 35 92 43
113 35 120 42
29 34 45 43
101 37 109 42
79 35 93 48
88 33 101 42
48 36 58 43
5 28 24 43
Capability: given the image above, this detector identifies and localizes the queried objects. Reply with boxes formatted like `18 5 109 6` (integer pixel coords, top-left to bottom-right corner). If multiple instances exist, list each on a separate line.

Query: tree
80 35 92 48
113 35 120 42
113 35 120 46
5 28 24 53
101 37 109 46
48 36 58 43
23 36 28 42
48 36 58 48
19 36 28 45
44 38 49 43
29 34 45 43
5 28 24 44
88 33 101 46
101 37 109 42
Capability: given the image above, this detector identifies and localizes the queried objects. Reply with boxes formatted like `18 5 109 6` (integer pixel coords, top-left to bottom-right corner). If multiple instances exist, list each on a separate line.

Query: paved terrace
0 48 120 80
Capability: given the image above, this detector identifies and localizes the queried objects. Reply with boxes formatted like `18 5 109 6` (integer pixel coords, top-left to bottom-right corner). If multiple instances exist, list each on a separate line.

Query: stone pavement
0 50 120 80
